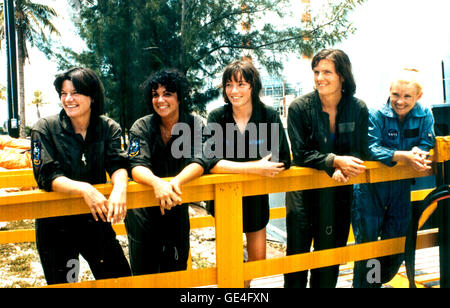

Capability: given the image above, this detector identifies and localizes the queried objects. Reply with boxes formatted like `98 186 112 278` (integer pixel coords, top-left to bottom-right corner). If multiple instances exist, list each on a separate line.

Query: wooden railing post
1 136 449 288
214 182 244 288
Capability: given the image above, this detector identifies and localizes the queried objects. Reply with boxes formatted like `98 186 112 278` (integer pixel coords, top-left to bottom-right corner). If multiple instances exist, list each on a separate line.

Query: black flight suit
202 103 291 233
284 91 368 288
125 111 207 275
31 110 131 284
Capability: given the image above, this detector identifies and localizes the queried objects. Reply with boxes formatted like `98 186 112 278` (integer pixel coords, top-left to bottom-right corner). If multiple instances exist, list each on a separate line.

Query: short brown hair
311 49 356 96
222 59 263 106
54 67 105 118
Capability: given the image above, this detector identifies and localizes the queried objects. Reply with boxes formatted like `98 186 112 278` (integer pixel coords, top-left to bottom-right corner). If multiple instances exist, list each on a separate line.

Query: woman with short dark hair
284 49 369 288
221 59 263 107
311 48 356 97
31 67 131 285
53 67 105 119
204 59 291 287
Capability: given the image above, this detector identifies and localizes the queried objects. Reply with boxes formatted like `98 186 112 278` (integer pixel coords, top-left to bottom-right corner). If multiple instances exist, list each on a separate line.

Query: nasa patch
387 129 399 140
32 140 42 166
128 138 140 157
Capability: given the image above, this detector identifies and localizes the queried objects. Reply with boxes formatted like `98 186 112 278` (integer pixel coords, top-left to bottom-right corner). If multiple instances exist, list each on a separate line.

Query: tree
0 0 60 137
0 84 6 101
29 89 48 119
58 0 365 133
0 3 4 48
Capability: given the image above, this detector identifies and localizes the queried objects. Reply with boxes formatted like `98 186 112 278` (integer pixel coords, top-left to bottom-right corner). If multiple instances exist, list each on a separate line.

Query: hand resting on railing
332 155 366 183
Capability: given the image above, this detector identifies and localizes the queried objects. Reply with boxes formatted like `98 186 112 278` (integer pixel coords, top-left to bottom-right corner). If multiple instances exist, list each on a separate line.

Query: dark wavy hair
222 59 263 106
311 49 356 96
53 67 105 119
141 69 191 114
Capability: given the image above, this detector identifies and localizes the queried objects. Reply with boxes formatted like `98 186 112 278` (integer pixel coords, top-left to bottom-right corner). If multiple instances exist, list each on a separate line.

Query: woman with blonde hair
352 68 435 288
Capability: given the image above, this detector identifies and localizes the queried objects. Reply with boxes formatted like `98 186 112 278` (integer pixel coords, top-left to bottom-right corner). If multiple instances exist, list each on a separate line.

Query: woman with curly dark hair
125 69 207 275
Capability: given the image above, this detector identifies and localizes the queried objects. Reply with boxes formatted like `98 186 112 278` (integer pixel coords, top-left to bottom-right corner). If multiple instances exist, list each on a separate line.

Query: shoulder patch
32 140 42 166
128 138 140 157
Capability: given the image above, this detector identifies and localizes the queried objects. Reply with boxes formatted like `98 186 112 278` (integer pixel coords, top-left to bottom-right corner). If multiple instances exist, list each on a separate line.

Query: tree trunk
16 28 26 138
179 0 186 73
36 104 41 119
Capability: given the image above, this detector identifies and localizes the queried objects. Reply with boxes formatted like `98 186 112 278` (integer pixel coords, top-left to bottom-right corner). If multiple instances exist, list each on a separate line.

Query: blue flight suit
352 100 435 288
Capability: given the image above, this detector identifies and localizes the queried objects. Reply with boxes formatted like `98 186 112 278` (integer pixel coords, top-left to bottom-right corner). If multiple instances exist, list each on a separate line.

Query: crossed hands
332 147 432 183
406 147 432 172
332 155 366 183
81 183 127 224
153 177 183 215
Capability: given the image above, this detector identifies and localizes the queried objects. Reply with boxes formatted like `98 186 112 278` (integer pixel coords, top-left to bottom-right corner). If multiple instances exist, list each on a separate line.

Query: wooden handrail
0 136 448 288
0 162 434 222
0 188 434 245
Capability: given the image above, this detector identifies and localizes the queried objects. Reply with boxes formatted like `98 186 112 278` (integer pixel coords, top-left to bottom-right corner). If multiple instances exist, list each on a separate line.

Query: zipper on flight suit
81 152 87 166
81 140 88 166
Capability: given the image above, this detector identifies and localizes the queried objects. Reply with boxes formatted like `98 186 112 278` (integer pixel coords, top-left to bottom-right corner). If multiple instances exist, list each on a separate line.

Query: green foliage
1 0 60 137
0 3 4 49
0 1 60 69
0 84 6 101
29 90 48 119
51 0 365 131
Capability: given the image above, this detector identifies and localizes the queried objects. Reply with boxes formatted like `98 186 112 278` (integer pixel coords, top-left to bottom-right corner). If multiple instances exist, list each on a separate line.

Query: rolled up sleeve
104 119 129 178
31 123 65 192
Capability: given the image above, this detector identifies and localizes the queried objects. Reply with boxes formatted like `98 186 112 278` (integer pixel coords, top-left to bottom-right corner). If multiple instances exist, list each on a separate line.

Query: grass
0 216 286 287
2 220 35 230
0 242 45 288
1 222 220 287
9 254 33 276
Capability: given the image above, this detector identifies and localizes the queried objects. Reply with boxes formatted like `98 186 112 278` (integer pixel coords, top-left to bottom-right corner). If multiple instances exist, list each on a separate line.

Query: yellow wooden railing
0 136 449 288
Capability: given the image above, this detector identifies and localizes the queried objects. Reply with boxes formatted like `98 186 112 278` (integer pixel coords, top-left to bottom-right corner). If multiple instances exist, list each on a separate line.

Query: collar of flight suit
380 98 428 120
58 109 102 142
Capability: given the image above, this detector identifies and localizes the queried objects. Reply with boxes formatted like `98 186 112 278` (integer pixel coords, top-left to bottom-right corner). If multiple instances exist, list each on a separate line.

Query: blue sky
1 0 450 127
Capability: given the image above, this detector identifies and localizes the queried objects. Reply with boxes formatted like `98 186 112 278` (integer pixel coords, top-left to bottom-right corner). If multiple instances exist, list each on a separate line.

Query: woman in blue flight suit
352 68 435 288
31 67 131 284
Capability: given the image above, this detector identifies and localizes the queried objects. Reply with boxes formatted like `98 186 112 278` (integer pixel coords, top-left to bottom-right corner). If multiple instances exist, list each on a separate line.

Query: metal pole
4 0 19 138
435 103 450 288
442 60 447 104
438 160 450 288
